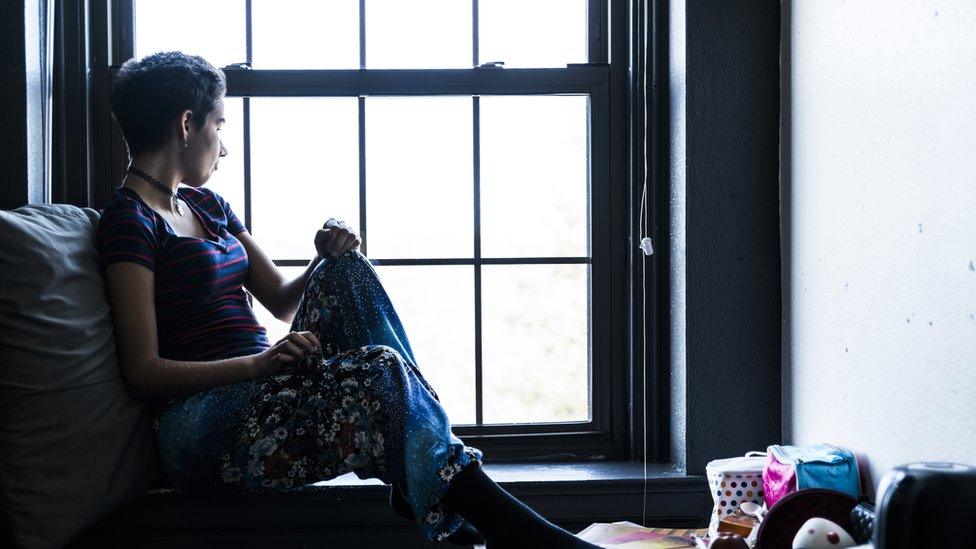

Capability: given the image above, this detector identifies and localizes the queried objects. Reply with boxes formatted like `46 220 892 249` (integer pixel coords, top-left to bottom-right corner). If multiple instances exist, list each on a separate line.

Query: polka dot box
705 453 767 538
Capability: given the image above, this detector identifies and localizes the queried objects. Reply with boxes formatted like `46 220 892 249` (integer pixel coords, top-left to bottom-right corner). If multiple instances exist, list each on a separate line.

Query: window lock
476 61 505 69
221 62 252 71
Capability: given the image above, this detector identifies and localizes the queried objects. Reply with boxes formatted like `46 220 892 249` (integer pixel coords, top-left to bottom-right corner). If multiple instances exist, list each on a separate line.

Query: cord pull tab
639 237 654 256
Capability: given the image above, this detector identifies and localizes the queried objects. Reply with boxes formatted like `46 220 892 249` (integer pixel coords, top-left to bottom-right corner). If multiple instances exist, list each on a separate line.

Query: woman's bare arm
236 230 317 324
104 261 316 400
237 219 360 324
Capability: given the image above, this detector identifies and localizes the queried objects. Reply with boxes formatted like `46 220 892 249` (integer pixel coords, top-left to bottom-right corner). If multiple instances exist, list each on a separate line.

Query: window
94 0 645 461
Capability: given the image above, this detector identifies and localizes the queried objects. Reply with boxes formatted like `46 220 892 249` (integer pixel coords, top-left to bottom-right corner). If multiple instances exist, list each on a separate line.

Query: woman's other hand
315 218 361 259
249 331 322 378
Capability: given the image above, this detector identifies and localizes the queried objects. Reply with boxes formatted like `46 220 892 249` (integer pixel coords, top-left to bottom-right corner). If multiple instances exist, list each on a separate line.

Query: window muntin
365 0 472 69
251 0 359 70
479 95 589 258
364 96 473 259
479 0 588 68
133 0 246 68
374 264 477 425
481 263 590 424
249 97 360 260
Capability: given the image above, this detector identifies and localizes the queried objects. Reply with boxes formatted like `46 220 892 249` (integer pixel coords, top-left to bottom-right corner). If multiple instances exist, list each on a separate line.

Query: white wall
785 0 976 492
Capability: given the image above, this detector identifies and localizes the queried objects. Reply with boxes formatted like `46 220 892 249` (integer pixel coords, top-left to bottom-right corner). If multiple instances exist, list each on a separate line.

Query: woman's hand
315 218 361 259
249 331 322 378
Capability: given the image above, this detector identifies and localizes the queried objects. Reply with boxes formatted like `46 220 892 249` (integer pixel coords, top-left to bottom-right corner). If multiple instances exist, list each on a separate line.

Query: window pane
204 98 245 220
366 0 471 68
480 96 589 258
374 265 476 425
365 97 473 259
252 266 306 345
252 0 359 69
134 0 245 68
481 264 589 424
250 98 359 260
479 0 588 68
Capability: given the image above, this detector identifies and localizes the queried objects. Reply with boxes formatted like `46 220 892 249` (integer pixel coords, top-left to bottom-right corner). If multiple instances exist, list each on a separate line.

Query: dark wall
681 0 782 473
1 1 30 209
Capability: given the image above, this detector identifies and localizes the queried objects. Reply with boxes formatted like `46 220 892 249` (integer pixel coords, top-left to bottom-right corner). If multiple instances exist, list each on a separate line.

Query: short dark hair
110 51 226 157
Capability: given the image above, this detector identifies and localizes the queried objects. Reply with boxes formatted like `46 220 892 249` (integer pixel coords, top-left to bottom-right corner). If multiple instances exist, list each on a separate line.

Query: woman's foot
441 464 601 548
389 485 485 546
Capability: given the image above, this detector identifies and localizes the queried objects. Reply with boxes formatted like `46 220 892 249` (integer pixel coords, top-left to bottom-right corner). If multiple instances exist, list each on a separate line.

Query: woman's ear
180 109 194 141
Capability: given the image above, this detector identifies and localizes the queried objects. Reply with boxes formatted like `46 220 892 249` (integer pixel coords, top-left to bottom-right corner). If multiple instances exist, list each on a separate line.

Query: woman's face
182 98 227 187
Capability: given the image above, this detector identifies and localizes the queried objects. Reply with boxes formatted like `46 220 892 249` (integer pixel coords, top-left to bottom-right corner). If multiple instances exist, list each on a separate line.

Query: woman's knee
307 251 370 291
316 250 367 274
361 344 407 368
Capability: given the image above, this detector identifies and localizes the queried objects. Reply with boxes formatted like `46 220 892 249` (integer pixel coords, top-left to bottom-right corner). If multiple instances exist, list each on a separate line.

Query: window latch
476 61 505 69
221 62 252 71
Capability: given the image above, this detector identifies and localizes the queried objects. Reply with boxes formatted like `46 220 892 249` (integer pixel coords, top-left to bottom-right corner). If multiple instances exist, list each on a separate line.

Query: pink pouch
763 443 861 508
762 452 796 508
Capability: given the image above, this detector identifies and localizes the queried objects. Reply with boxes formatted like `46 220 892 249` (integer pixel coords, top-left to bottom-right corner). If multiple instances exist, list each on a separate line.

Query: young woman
97 51 599 548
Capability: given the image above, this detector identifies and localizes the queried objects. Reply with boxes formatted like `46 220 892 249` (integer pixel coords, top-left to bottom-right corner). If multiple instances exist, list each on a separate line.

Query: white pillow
0 204 160 549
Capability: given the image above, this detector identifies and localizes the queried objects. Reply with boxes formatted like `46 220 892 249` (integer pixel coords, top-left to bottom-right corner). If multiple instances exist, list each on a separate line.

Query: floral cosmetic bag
763 443 860 508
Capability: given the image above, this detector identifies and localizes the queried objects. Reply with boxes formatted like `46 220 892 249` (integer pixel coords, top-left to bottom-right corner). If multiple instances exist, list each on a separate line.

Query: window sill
75 462 710 547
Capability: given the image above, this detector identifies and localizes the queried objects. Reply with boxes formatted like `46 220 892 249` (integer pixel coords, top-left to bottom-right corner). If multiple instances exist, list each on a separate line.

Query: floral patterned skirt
155 251 483 541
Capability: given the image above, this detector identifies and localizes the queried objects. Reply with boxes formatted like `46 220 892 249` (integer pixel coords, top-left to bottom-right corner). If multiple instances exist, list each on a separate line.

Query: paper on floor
576 521 707 548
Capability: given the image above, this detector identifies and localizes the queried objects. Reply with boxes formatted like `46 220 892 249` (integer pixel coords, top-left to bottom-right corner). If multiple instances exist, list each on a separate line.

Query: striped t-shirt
96 185 270 362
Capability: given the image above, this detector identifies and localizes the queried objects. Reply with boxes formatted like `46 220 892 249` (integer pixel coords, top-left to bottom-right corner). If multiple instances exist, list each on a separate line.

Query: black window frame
68 0 664 464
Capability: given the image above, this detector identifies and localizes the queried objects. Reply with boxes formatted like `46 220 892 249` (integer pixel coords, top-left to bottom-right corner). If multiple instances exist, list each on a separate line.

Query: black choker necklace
127 166 184 216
